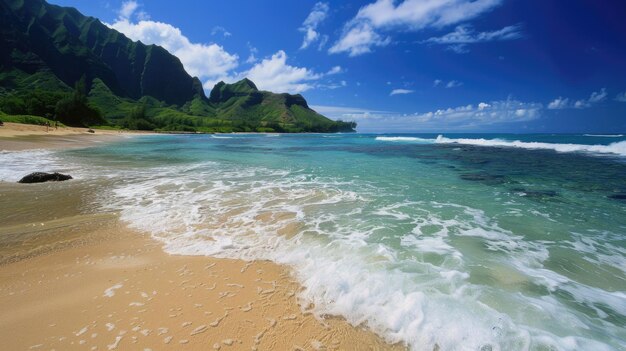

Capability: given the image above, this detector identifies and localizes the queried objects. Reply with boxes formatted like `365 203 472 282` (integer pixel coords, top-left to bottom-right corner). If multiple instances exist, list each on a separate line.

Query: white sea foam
375 136 434 143
100 160 622 351
210 135 233 139
583 134 624 137
0 150 61 182
435 135 626 156
374 134 626 157
6 141 622 351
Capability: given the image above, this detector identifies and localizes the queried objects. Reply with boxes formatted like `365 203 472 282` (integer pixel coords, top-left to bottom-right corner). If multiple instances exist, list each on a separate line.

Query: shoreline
0 130 404 350
0 218 401 350
0 122 144 151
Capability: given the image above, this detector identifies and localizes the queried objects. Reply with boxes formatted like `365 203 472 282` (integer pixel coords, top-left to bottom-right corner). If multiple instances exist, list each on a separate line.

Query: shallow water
1 133 625 350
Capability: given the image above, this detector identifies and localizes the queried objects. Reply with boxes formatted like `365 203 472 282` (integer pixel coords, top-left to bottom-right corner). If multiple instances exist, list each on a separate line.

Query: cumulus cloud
547 97 570 110
110 19 238 83
330 0 503 56
118 0 138 20
110 2 339 95
329 22 391 56
412 99 541 126
240 50 323 94
300 2 330 49
548 88 607 109
425 24 523 52
117 0 149 21
587 88 608 103
211 26 232 38
321 99 542 131
390 89 414 96
310 105 390 123
446 80 463 88
326 66 343 75
615 91 626 102
201 50 336 94
109 4 239 87
245 43 258 64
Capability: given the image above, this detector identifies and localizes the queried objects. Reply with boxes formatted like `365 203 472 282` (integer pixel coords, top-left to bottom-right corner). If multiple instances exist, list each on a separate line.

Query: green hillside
0 0 356 133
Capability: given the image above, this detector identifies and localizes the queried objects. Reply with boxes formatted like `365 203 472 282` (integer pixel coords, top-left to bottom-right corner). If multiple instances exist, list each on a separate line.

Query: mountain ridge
0 0 355 133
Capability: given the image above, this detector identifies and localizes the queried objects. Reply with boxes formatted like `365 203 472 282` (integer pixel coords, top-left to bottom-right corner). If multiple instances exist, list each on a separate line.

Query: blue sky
50 0 626 133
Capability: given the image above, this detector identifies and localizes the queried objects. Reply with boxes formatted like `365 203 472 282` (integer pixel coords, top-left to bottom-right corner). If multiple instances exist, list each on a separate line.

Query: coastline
0 122 148 151
0 126 403 351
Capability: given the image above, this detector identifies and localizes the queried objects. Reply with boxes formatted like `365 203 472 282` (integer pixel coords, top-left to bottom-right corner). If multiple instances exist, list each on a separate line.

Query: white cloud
118 0 138 20
547 97 570 110
575 88 606 108
245 43 258 64
433 79 443 87
315 99 542 132
327 66 343 75
446 80 463 88
548 88 607 109
356 0 502 29
425 24 523 52
201 50 340 95
390 89 414 96
211 26 232 38
478 102 491 110
412 99 541 126
330 0 502 56
241 50 322 94
245 55 257 64
615 91 626 102
110 2 337 96
300 2 330 49
318 80 348 90
110 19 239 85
588 88 607 103
329 22 390 56
135 11 150 21
310 105 390 121
573 100 588 109
317 35 329 50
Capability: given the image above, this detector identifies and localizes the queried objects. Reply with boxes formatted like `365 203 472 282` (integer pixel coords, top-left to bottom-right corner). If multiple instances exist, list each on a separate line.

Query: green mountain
0 0 355 133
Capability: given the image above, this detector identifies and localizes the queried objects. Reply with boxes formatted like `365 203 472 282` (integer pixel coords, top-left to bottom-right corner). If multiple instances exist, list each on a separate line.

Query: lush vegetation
0 0 356 133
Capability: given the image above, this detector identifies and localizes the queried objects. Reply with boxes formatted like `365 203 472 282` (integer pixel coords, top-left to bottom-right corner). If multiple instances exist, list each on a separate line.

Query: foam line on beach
103 160 622 351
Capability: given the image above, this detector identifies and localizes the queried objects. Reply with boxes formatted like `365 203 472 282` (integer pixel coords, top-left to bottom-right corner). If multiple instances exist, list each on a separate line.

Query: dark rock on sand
18 172 73 184
608 193 626 200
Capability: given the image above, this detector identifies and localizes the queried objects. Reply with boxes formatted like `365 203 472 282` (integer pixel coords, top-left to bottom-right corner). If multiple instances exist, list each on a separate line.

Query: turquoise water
3 133 625 350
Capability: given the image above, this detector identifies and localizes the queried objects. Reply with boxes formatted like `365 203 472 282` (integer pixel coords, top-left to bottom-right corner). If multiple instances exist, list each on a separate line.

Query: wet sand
0 221 401 350
0 126 404 351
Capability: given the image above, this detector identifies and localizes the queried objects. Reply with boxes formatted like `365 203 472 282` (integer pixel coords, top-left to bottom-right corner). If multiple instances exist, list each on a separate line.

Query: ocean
2 133 625 350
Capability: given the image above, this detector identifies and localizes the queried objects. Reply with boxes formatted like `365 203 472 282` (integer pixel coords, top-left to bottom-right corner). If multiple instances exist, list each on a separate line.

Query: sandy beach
0 122 141 151
0 124 403 351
